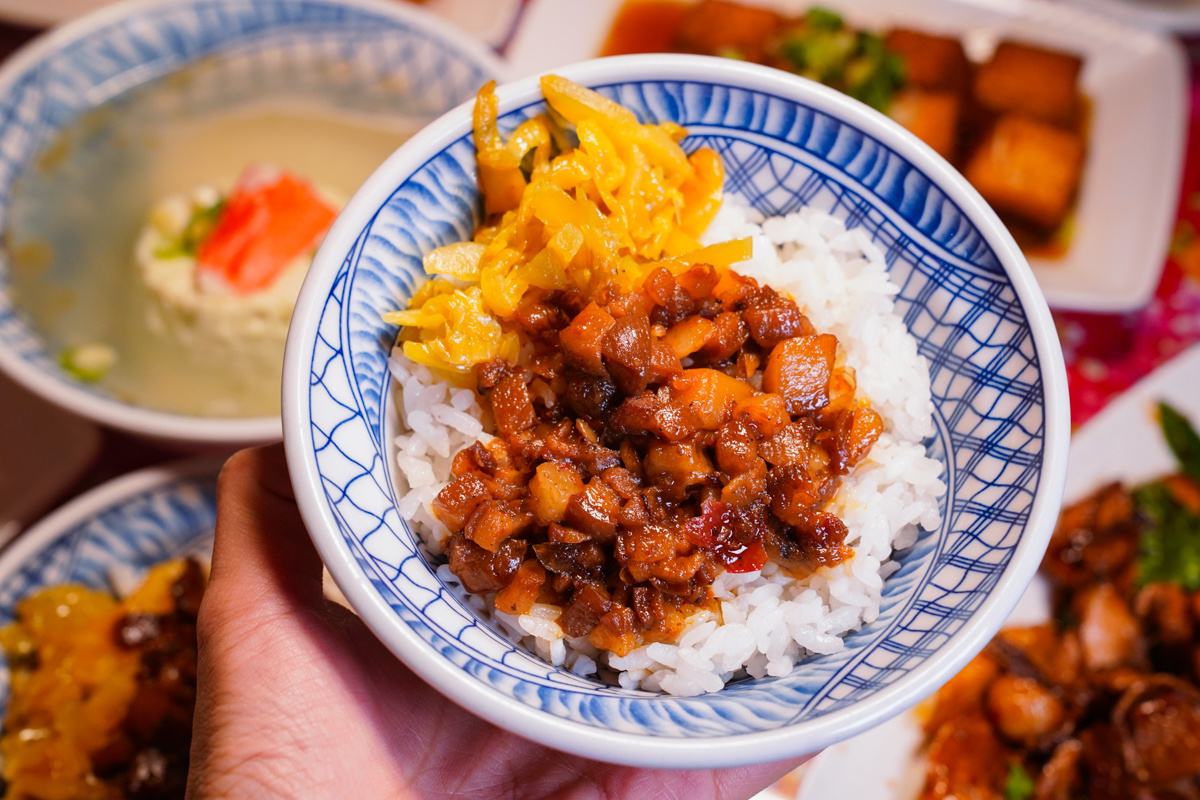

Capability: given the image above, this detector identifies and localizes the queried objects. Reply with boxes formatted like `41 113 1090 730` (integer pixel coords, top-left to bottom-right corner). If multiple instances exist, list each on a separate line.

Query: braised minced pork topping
432 261 883 657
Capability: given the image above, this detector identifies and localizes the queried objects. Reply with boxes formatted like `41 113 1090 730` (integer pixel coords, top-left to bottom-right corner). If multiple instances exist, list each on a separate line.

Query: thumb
206 443 325 618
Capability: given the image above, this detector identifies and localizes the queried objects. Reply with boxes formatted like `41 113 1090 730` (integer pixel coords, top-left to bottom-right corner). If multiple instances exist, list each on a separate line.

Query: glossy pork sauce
433 262 883 656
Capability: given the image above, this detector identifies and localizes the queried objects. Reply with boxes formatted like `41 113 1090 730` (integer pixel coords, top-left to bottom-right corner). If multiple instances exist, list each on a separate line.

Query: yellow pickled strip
473 81 519 169
517 249 570 290
577 120 625 193
541 75 690 178
408 278 457 307
540 74 641 128
505 116 551 162
679 149 725 237
659 121 687 142
677 237 754 268
480 165 525 216
528 180 581 228
549 152 591 190
386 75 729 374
424 241 485 280
547 223 584 266
474 82 526 215
662 228 702 259
382 309 447 327
481 261 525 317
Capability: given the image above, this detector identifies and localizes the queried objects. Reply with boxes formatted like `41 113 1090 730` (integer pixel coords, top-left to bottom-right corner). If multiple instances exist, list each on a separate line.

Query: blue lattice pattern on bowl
287 56 1068 766
0 464 217 710
0 0 501 444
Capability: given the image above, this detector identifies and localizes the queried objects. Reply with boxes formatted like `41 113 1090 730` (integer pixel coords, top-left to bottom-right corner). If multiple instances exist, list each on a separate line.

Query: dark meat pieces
920 481 1200 799
600 311 652 395
432 264 881 652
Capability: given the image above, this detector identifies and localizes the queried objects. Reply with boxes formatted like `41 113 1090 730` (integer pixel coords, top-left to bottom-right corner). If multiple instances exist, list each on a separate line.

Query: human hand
188 444 811 799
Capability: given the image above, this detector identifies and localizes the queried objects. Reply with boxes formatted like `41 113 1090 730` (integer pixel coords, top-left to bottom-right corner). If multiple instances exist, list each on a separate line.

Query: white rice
388 201 946 695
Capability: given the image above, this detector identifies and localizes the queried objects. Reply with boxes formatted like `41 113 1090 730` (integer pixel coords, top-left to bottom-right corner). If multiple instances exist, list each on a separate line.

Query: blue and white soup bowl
0 0 503 448
282 55 1070 768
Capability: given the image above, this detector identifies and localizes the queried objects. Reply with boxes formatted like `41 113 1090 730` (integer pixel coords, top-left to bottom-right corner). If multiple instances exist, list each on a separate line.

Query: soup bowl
0 0 504 449
282 54 1070 767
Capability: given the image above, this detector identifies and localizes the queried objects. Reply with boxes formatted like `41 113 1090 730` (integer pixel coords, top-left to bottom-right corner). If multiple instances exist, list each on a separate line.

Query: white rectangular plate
507 0 1188 313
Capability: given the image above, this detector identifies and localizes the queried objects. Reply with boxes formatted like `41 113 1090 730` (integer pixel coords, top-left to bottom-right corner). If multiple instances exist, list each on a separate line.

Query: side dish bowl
0 0 503 449
282 54 1071 768
0 459 217 712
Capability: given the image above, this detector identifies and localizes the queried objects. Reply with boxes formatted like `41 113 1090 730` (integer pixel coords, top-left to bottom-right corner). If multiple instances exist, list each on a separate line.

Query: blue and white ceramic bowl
282 55 1071 768
0 0 503 449
0 460 217 709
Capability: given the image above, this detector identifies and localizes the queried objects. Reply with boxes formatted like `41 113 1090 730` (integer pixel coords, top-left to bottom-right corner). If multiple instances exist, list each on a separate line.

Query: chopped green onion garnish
59 342 117 383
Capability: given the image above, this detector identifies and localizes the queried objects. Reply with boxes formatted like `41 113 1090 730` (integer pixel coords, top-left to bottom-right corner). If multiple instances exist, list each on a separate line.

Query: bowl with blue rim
282 54 1070 767
0 0 503 449
0 459 218 708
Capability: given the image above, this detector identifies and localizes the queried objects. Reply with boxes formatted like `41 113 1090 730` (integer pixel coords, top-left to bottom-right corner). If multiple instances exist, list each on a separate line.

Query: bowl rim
283 53 1071 767
0 456 222 588
0 0 506 447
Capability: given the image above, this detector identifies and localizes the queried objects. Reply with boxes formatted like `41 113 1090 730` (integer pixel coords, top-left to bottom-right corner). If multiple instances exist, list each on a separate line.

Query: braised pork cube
433 473 489 533
609 392 692 442
741 290 811 350
529 461 585 526
974 41 1083 128
600 311 652 395
563 370 620 421
590 605 641 656
828 406 883 474
494 559 547 616
720 456 767 509
559 584 613 637
616 525 677 576
448 536 526 594
691 311 747 363
673 0 783 62
716 419 758 475
793 509 851 565
464 500 533 552
733 392 790 438
888 90 961 162
644 266 695 327
644 441 716 500
964 114 1084 231
762 334 837 415
662 315 718 360
564 477 622 541
670 368 755 430
560 302 616 375
489 371 537 437
532 541 607 582
884 29 970 94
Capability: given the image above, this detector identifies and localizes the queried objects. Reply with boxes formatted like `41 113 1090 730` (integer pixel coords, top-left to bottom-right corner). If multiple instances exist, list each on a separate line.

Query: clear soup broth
7 60 423 418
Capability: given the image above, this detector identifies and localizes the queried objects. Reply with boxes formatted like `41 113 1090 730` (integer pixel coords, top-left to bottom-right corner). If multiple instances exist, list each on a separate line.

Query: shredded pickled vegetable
0 559 204 800
389 75 748 374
